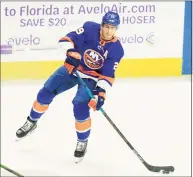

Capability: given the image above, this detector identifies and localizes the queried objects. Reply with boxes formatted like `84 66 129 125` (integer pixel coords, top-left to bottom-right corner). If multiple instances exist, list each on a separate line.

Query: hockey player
16 11 124 163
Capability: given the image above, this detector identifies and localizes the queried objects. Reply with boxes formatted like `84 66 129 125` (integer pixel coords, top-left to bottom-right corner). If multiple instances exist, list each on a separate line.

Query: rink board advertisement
1 2 186 79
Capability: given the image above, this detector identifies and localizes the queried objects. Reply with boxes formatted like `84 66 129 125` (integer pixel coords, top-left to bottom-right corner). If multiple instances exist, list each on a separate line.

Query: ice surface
1 76 191 176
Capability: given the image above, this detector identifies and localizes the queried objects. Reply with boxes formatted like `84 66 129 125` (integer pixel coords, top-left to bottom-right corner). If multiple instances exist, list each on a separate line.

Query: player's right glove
88 87 106 111
64 49 81 74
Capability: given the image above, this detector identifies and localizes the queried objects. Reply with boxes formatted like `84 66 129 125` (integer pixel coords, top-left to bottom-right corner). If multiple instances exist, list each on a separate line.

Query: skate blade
15 128 36 142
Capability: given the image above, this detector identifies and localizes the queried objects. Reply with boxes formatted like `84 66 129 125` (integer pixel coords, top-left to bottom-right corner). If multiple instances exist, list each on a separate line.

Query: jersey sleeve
97 44 124 92
58 21 91 49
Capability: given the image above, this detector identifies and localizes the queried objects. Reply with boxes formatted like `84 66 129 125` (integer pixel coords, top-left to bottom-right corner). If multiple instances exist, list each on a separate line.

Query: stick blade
146 164 175 174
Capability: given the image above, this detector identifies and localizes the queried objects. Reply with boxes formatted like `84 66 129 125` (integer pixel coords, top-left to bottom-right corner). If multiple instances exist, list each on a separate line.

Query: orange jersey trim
77 66 114 85
77 66 100 78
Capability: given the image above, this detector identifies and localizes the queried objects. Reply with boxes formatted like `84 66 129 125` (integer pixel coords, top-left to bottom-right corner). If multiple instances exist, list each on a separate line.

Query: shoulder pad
83 21 100 31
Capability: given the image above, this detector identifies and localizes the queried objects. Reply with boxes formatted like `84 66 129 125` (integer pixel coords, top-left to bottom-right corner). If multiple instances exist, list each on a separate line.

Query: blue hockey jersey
59 21 124 91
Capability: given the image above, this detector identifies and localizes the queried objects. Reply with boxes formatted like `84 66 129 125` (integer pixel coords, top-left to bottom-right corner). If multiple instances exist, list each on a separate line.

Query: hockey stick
75 71 175 174
0 163 24 177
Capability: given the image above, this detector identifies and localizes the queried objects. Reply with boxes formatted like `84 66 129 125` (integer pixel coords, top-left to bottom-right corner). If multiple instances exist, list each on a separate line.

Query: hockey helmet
102 11 120 27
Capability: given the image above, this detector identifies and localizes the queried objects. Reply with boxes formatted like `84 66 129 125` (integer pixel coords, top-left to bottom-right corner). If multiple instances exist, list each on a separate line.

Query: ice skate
16 116 37 141
74 140 88 163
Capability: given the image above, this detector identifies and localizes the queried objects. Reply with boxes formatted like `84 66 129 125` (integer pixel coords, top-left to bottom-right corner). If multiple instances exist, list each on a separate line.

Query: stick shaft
75 71 146 163
0 164 24 177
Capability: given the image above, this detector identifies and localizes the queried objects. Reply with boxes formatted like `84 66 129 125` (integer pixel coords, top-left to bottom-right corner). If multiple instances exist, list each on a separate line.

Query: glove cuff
96 86 106 92
67 51 81 60
96 86 106 99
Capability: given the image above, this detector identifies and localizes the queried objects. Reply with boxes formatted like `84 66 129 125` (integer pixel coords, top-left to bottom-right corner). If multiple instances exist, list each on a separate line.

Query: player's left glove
64 49 81 74
88 86 106 111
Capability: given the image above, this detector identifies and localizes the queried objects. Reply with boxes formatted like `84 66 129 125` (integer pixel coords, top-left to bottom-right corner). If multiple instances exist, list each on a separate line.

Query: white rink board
1 2 185 62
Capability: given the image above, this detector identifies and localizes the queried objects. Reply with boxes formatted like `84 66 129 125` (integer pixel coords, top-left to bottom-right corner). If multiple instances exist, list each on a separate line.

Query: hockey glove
88 87 106 111
64 49 81 74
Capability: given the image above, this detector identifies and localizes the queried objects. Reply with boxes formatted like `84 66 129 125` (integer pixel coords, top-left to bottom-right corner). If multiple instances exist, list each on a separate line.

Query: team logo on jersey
83 49 105 69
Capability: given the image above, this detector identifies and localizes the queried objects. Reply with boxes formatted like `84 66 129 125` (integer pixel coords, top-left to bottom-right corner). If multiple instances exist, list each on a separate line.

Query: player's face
101 24 117 40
